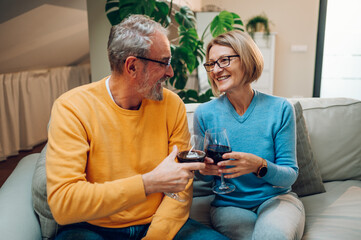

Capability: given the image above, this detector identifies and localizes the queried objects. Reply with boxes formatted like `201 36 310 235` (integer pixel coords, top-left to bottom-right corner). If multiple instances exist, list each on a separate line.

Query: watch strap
255 158 268 178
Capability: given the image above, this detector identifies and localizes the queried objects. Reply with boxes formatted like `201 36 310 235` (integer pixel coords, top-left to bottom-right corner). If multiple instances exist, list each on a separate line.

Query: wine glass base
212 183 236 194
164 192 186 202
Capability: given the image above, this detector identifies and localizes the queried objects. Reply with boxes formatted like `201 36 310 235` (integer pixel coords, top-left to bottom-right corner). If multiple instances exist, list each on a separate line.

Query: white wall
86 0 111 82
87 0 320 98
173 0 202 11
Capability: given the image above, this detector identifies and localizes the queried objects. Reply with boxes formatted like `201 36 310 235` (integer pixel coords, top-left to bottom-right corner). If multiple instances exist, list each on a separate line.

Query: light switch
291 45 308 52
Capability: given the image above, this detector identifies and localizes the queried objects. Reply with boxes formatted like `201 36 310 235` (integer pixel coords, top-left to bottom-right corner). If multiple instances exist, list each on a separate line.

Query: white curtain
0 64 90 161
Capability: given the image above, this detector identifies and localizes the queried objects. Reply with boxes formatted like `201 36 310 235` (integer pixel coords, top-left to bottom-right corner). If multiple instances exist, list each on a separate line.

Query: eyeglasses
203 55 240 72
136 56 171 68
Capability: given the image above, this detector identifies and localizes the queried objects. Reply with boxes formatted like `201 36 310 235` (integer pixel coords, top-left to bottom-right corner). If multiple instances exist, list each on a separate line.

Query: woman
194 30 305 239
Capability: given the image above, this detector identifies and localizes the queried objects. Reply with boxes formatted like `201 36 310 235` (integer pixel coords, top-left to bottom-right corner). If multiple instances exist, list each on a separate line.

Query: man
46 15 229 239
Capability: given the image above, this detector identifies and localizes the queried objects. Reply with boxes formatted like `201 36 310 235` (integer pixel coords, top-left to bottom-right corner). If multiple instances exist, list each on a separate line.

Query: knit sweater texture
194 90 298 209
46 78 191 239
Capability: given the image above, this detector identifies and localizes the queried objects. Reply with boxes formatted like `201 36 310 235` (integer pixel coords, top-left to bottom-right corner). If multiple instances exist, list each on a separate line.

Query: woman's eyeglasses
203 55 240 72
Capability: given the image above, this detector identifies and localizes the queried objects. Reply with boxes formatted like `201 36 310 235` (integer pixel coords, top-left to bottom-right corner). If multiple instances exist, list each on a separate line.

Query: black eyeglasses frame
203 55 240 72
135 56 171 67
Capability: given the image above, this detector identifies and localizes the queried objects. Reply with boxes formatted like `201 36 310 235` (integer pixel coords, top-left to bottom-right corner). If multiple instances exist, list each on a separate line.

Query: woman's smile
216 75 231 81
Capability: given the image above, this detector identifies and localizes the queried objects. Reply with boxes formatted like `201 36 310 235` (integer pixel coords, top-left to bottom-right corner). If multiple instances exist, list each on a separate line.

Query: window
315 0 361 99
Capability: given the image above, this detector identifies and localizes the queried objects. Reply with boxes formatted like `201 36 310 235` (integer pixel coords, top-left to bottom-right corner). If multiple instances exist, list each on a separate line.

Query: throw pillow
32 144 59 240
291 101 326 197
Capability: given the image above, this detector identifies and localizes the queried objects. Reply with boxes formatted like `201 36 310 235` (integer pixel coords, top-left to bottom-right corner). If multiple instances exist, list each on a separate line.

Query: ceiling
0 0 89 74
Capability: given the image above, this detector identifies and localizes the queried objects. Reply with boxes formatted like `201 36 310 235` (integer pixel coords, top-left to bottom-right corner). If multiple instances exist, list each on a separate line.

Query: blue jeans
55 218 229 240
210 192 305 240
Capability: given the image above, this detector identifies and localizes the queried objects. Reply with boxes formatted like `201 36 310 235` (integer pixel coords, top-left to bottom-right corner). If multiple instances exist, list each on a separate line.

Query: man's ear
124 56 138 77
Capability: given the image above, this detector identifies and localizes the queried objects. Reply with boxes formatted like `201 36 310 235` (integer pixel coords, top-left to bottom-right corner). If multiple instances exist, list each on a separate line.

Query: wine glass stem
219 173 229 190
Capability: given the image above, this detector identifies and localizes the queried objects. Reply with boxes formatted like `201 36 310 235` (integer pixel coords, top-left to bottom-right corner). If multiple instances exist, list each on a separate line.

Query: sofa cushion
291 101 326 197
300 180 361 239
32 144 59 239
0 153 42 240
298 98 361 182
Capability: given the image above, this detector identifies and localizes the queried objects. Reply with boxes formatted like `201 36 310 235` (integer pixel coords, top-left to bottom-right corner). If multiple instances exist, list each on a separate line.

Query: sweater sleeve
144 96 192 239
263 100 298 187
143 181 193 239
46 99 148 225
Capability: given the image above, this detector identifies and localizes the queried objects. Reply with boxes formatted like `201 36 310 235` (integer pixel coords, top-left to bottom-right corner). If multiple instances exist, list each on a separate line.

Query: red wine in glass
204 128 235 194
177 150 206 163
206 144 232 164
165 135 205 202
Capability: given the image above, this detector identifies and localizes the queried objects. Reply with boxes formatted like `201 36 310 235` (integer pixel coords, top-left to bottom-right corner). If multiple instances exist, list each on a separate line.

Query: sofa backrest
294 98 361 182
185 97 361 182
185 103 199 136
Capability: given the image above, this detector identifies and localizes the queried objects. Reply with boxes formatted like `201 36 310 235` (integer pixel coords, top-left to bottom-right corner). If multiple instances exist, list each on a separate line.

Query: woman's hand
218 152 264 178
199 157 222 176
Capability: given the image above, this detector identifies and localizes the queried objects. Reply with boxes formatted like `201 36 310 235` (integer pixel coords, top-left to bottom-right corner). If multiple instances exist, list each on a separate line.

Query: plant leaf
198 89 214 103
106 11 121 26
178 90 199 103
153 1 170 26
143 0 156 16
178 26 204 71
210 11 234 37
174 6 196 29
186 89 199 100
170 45 189 89
231 12 244 31
174 71 188 89
177 90 186 99
105 0 121 25
179 27 198 51
118 0 145 19
105 0 119 12
106 0 163 25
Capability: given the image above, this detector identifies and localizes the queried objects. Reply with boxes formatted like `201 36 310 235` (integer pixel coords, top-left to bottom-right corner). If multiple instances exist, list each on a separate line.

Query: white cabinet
251 32 276 95
195 12 219 93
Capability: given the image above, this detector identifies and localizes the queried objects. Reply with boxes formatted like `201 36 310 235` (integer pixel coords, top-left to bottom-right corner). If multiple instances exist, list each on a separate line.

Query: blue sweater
193 90 298 209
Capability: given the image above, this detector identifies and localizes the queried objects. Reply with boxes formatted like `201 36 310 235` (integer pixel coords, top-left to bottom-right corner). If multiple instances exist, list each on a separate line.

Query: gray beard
145 80 164 101
138 73 167 101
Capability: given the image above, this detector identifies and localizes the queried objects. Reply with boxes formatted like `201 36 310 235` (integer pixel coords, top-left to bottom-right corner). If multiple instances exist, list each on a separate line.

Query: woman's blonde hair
206 30 264 96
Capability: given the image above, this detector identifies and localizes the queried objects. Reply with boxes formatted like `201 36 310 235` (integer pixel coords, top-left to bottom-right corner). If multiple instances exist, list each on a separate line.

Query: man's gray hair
107 14 168 73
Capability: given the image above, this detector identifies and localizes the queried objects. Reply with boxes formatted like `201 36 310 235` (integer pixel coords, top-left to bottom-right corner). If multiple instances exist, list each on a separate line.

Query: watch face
259 167 268 177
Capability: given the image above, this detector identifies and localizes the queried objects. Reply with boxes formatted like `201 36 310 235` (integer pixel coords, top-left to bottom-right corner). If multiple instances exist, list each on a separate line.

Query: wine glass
164 135 206 202
204 127 235 194
177 135 205 163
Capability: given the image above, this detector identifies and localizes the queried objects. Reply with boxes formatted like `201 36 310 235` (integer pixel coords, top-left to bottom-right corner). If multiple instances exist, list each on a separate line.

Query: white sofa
0 97 360 240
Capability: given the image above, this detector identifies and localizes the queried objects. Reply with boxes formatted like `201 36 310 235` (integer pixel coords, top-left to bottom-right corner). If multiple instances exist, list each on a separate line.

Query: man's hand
142 146 205 195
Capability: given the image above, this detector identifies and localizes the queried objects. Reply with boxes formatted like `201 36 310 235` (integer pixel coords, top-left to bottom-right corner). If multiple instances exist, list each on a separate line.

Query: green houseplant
246 14 270 38
105 0 244 103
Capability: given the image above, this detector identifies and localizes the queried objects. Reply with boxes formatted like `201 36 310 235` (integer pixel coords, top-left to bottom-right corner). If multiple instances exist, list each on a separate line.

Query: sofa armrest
0 153 42 240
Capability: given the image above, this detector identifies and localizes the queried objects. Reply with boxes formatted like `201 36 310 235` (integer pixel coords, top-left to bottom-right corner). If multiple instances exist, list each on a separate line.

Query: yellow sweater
46 78 191 239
